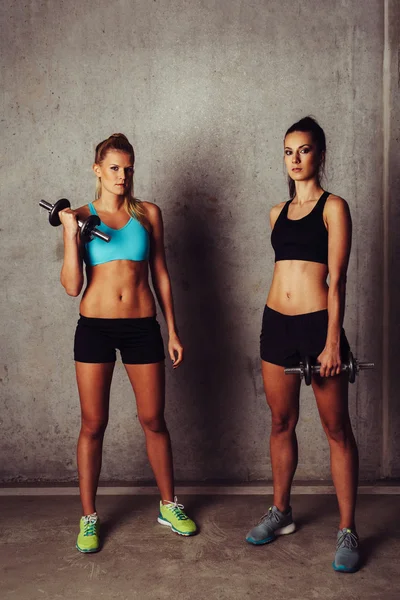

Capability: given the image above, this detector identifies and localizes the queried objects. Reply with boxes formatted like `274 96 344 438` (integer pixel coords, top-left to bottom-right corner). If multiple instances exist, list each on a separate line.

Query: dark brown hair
285 116 326 198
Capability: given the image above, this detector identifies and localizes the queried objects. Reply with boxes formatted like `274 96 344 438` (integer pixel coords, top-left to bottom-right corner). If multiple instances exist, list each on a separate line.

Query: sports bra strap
88 202 97 216
314 191 330 214
276 199 291 223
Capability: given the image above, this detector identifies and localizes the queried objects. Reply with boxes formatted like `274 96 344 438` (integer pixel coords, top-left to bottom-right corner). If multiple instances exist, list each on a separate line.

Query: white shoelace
163 497 188 521
82 513 98 536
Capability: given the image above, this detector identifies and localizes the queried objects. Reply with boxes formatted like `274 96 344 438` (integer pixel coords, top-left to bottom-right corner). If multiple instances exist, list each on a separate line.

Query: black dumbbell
284 352 374 386
39 199 111 243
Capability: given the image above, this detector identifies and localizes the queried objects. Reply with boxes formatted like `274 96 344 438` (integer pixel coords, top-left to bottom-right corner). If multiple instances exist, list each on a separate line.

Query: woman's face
93 150 134 196
284 131 322 184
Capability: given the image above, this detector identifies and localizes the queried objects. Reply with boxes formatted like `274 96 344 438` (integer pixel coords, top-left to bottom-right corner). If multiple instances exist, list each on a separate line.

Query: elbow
65 287 81 297
329 273 347 292
61 276 83 297
151 270 168 291
62 283 82 297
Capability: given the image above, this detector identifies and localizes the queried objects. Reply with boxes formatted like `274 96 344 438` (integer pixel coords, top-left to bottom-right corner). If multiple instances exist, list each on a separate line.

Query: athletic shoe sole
76 543 100 553
246 522 296 545
157 516 197 536
332 561 359 573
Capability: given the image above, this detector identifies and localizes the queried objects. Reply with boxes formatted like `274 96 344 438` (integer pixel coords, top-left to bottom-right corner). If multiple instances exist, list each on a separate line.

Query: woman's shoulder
139 199 160 212
326 193 347 204
137 201 163 235
139 200 162 221
323 194 351 232
325 193 351 215
269 201 287 228
270 200 287 215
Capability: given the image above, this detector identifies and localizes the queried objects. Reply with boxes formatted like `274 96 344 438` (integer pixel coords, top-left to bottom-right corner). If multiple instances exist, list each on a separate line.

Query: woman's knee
322 420 353 445
139 414 167 434
80 417 108 440
270 413 298 435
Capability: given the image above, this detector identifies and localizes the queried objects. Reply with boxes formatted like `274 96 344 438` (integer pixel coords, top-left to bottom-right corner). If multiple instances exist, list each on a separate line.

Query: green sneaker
157 497 197 536
76 514 100 553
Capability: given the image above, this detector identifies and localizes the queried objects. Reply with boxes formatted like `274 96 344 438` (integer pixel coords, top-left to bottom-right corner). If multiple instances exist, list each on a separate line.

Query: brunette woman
246 117 360 573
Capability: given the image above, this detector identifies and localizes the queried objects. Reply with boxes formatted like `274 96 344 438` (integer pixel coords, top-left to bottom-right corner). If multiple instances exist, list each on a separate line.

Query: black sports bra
271 191 330 265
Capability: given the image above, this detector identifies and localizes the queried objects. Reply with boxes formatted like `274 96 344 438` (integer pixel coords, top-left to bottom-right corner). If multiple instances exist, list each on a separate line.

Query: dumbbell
284 352 374 386
39 199 111 243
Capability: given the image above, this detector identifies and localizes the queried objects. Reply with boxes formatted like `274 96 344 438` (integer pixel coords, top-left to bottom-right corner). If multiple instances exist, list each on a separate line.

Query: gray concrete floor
0 494 399 600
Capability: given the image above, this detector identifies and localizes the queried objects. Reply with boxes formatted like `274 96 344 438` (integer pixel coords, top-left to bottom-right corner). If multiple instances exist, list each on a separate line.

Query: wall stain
247 356 258 400
1 365 9 384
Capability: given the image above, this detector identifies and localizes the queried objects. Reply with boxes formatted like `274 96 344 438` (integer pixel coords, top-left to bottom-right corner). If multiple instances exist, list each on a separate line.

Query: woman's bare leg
262 360 301 512
124 361 174 502
312 374 359 529
75 361 115 515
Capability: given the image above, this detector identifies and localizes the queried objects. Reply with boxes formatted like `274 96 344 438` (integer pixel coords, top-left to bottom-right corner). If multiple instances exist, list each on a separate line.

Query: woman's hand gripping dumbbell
39 199 111 243
284 352 375 385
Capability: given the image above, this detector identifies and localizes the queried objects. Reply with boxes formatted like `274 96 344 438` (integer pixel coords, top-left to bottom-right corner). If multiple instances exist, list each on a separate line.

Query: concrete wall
0 0 396 483
388 0 400 478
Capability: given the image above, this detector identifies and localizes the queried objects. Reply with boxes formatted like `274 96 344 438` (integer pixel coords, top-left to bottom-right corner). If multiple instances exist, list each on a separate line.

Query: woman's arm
318 195 352 377
145 202 183 368
59 209 84 297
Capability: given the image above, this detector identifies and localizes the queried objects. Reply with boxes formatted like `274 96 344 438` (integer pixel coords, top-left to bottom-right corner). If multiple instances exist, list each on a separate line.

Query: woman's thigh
75 362 115 423
124 361 166 422
311 373 350 431
262 360 301 422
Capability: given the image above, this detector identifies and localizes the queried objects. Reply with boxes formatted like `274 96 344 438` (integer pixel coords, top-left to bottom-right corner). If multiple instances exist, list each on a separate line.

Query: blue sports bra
83 203 150 266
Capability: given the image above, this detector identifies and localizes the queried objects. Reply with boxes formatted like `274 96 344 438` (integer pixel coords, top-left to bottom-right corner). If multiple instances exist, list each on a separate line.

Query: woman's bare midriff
266 260 329 315
80 260 156 318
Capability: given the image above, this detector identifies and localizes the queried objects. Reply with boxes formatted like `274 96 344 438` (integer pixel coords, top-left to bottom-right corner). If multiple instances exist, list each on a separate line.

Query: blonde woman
59 134 197 552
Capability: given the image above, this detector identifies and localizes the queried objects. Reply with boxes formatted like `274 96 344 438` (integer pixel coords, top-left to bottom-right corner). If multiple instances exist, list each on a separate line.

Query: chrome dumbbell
284 352 374 385
39 199 110 243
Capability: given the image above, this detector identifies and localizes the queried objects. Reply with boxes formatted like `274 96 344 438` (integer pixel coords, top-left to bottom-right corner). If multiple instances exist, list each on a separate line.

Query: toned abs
267 260 329 315
80 260 156 318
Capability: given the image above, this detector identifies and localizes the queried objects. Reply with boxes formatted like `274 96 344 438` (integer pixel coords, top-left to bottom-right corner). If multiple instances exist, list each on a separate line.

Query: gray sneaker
246 505 296 545
332 528 361 573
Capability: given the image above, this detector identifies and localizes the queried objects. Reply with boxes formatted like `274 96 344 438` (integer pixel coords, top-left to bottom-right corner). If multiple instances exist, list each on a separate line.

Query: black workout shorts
74 315 165 364
260 306 350 368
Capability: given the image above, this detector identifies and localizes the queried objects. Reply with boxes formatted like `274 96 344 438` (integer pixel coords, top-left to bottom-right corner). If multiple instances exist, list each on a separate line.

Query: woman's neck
293 180 324 205
95 191 125 213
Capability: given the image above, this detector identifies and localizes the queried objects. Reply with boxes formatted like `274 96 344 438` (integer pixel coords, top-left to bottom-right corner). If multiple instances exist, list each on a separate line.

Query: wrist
64 231 79 242
325 340 340 350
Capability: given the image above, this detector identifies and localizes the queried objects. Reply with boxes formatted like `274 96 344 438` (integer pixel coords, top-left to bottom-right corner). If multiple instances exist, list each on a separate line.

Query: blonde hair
94 133 147 224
